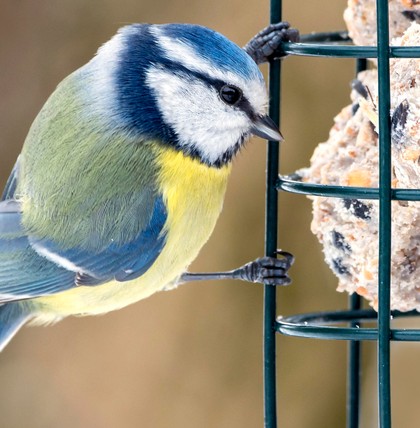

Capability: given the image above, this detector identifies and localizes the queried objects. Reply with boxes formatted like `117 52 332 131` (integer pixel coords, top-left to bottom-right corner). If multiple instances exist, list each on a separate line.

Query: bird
0 22 298 351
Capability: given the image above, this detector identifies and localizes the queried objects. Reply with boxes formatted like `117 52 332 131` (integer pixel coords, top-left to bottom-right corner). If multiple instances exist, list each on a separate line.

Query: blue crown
157 23 261 81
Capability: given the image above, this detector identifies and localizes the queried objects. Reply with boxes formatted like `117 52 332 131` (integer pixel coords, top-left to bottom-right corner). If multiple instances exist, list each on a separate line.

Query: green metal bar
276 326 420 341
348 293 362 428
264 0 281 426
388 46 420 58
275 308 420 341
283 43 376 58
347 57 367 428
281 39 420 58
277 324 378 341
277 323 420 341
278 308 420 324
277 177 420 201
376 0 392 426
276 307 384 341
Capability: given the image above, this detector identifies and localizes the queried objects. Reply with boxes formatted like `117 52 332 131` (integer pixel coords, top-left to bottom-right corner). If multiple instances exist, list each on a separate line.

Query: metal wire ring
276 309 420 341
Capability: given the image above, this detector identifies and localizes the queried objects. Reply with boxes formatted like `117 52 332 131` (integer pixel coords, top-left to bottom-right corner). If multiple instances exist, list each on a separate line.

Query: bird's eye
219 85 242 106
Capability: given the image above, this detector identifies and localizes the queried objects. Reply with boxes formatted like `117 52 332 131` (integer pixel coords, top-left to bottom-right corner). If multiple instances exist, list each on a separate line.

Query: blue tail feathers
0 303 31 351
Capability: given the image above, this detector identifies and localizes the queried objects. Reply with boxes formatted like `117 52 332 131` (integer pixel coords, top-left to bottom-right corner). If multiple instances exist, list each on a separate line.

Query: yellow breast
33 147 231 321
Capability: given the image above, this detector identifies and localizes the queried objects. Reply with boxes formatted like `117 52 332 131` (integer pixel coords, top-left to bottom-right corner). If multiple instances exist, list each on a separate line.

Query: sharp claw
276 250 295 266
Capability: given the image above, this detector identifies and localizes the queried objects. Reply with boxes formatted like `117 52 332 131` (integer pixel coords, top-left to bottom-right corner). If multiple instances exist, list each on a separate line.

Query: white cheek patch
146 67 250 164
150 26 268 116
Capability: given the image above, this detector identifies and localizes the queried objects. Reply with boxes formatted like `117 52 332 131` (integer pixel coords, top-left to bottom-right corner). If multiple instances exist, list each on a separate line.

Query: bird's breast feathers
33 147 231 319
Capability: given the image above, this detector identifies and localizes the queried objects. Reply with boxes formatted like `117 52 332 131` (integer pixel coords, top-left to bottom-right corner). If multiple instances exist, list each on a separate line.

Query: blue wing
30 196 167 285
1 162 76 302
0 195 167 302
0 201 76 302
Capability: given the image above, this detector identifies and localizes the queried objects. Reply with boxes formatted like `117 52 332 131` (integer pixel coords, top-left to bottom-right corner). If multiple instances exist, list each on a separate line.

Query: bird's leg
180 250 294 286
243 22 300 65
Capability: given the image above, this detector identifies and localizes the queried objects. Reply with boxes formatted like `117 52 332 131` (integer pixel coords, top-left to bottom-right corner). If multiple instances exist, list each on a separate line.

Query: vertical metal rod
264 0 282 427
346 58 367 428
376 0 392 427
347 293 362 428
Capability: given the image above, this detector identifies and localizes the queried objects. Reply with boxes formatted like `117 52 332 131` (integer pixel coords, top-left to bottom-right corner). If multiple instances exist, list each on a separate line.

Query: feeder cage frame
264 1 420 427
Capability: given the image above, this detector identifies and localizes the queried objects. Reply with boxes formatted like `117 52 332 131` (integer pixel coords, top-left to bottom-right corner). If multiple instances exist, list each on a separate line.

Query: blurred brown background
1 1 419 427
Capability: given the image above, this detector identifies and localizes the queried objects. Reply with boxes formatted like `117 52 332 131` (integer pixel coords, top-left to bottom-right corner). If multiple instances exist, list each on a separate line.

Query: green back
18 69 161 251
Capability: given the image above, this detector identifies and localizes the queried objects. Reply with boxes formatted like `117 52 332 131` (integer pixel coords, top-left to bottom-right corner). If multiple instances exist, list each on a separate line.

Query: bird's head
88 23 281 167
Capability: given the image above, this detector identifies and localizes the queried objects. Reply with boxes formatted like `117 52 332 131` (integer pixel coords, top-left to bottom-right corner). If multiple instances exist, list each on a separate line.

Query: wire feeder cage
264 0 420 427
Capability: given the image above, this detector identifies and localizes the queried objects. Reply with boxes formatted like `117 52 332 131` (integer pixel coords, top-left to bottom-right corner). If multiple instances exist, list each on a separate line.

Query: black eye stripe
155 60 254 117
219 85 243 106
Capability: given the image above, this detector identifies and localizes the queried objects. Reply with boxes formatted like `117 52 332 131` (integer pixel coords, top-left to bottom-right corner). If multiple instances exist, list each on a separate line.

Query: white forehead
149 26 268 115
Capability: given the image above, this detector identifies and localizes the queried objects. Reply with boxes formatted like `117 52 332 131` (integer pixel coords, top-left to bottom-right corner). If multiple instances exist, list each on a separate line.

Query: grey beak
250 115 284 141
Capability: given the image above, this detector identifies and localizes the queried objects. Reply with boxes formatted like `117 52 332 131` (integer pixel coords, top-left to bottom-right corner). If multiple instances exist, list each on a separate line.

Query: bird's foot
244 22 300 64
232 250 294 285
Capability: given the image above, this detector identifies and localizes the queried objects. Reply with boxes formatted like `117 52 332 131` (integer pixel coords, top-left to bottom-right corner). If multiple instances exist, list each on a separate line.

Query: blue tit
0 22 297 351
